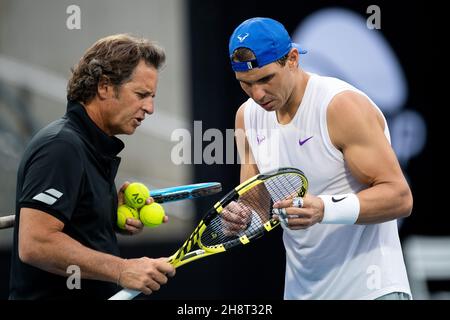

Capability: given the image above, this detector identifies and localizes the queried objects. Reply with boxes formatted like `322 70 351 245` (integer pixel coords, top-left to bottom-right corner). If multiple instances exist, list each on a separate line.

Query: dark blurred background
0 0 439 300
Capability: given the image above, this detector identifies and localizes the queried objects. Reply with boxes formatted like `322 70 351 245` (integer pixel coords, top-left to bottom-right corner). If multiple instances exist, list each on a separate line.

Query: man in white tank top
227 17 413 300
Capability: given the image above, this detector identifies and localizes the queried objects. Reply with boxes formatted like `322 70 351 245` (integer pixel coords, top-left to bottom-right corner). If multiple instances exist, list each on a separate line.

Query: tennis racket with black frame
0 182 222 230
109 167 308 300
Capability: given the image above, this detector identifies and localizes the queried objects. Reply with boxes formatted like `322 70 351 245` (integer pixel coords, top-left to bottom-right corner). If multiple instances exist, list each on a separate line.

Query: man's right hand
221 201 253 235
117 257 175 295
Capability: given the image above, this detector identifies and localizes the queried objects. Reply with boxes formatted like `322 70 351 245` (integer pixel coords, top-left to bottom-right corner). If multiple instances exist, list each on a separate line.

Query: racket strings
265 173 306 202
200 173 306 248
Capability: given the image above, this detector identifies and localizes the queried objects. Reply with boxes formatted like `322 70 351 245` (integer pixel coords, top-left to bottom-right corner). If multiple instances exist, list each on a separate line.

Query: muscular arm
328 91 413 224
274 91 413 229
232 104 274 225
219 103 262 233
235 103 260 182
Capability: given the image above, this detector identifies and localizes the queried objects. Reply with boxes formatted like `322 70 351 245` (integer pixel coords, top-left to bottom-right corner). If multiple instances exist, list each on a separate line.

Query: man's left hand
273 194 324 230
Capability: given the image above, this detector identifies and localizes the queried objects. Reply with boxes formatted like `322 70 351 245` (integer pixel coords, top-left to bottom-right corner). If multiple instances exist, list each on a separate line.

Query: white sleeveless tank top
244 73 411 299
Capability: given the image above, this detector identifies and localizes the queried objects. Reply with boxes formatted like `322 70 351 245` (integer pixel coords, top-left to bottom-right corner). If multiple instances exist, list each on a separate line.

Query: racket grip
0 215 15 229
108 288 140 300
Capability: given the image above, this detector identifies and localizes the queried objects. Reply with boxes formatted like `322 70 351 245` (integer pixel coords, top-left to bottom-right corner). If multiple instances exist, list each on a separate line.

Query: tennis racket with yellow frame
109 167 308 300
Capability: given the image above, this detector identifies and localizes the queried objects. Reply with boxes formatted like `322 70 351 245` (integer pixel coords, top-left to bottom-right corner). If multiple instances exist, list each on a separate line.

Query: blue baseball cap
229 17 307 72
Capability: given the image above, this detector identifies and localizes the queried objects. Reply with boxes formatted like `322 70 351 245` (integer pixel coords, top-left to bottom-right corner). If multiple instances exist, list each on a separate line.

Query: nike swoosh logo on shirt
332 196 347 202
299 136 313 146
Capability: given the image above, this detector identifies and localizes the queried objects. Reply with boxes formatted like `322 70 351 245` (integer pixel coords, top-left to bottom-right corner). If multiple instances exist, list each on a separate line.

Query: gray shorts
375 292 411 300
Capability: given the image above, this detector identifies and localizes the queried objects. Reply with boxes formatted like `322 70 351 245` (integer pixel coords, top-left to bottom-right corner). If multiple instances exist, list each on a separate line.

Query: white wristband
318 193 360 224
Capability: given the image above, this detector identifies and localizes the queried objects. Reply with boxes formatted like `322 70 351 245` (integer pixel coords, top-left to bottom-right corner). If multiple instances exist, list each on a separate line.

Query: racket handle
108 288 140 300
109 255 179 300
0 215 15 229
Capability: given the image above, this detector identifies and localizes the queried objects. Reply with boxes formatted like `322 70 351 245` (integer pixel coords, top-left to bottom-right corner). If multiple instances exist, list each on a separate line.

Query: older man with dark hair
9 34 175 300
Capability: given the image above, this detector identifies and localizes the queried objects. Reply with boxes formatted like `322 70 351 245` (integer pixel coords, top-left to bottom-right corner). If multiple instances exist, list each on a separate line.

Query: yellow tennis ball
139 203 165 228
124 182 150 209
117 205 139 229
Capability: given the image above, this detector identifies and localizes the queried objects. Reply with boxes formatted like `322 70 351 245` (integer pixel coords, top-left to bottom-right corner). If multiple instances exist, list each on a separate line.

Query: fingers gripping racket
0 182 222 230
109 167 308 300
